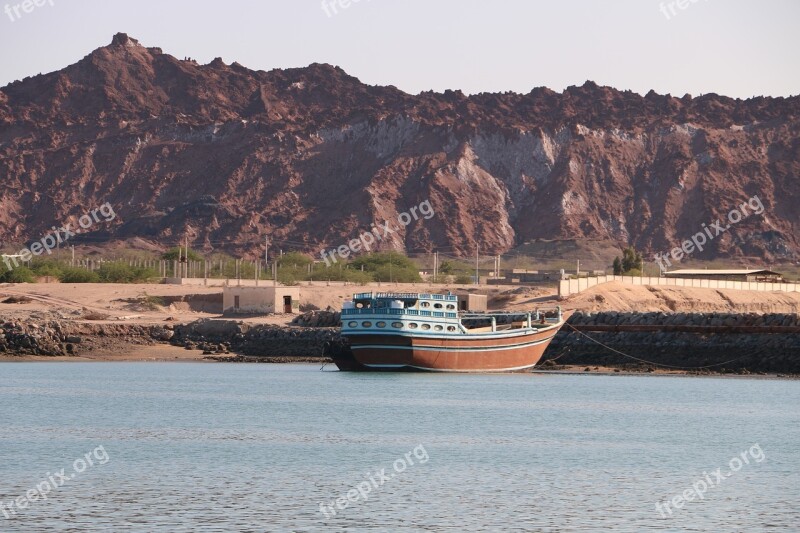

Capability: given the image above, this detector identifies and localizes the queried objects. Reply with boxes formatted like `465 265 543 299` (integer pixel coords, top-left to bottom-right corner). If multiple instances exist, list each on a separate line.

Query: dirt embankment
557 282 800 314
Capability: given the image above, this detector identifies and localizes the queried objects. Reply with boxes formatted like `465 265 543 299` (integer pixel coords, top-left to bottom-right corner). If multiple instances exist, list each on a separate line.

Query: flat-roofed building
664 269 783 283
222 286 300 315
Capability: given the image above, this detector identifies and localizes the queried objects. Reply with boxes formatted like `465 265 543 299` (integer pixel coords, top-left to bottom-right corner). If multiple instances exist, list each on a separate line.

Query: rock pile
0 320 71 355
0 317 175 356
169 319 339 358
290 309 341 328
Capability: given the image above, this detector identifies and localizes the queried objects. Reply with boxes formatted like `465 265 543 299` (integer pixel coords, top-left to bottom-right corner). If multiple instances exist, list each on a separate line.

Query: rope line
562 322 750 370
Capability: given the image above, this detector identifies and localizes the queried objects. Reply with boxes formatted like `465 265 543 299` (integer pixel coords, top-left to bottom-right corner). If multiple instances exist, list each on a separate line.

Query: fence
29 258 277 281
558 275 800 297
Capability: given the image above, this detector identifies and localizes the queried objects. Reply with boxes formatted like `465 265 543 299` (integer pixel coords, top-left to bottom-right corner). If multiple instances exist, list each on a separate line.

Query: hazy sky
1 0 798 98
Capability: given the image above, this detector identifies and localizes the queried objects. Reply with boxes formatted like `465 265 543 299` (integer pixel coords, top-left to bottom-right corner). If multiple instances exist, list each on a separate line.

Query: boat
334 292 566 372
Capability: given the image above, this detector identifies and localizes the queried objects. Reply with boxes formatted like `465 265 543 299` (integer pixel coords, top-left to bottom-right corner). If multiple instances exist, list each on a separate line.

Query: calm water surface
0 363 798 532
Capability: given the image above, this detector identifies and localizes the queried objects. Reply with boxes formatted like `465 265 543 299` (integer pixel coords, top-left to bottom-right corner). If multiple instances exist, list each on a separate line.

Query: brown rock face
1 33 799 262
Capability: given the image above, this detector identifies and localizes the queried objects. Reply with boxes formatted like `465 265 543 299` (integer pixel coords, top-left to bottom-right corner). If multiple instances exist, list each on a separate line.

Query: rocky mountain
1 33 798 264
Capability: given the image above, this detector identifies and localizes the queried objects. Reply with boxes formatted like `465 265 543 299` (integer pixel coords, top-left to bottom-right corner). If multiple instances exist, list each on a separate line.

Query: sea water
1 363 798 531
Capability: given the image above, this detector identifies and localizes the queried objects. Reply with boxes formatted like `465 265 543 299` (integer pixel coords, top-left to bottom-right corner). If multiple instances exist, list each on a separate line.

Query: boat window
409 323 418 329
421 324 431 330
348 321 358 327
362 321 372 328
447 326 456 332
434 303 443 309
376 321 386 328
446 304 455 310
392 322 403 328
434 325 443 331
420 302 430 307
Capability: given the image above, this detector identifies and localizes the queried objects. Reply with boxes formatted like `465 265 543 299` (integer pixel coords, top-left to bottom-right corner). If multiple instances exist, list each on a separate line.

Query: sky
0 0 798 99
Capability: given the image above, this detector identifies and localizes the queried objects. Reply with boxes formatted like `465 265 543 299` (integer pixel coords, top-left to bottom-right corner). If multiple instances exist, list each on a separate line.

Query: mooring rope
562 322 751 370
320 341 329 371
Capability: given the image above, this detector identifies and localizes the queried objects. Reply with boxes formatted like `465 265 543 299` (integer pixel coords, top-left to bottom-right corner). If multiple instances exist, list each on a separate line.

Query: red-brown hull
344 324 562 372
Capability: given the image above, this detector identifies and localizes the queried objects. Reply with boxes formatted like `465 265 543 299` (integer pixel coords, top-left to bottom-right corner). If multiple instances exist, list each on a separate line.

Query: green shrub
162 247 204 262
371 264 421 283
0 266 36 283
438 260 455 275
613 246 643 275
277 270 299 286
58 267 101 283
343 270 374 285
278 252 312 268
97 262 159 283
454 274 474 284
141 294 167 310
350 252 421 283
30 259 64 278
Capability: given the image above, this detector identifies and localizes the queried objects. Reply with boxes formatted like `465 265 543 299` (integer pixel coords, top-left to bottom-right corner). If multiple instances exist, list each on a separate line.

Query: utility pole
475 242 479 285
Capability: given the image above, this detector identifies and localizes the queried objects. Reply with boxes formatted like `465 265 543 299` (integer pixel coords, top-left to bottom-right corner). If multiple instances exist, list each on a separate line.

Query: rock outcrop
1 34 799 262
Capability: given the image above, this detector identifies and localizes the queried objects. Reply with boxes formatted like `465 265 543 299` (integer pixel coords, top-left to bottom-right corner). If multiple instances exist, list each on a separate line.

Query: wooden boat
336 292 565 372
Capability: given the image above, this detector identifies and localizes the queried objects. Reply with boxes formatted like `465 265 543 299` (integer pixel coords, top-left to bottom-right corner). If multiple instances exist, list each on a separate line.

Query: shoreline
1 353 797 380
1 282 799 378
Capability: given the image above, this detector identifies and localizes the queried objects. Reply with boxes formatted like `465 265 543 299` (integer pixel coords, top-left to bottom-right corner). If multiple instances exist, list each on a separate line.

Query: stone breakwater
566 311 800 328
544 312 800 374
169 320 339 358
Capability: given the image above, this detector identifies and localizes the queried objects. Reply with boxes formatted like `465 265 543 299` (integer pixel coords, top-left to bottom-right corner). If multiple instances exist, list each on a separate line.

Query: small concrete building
222 286 300 315
664 269 783 283
456 293 488 312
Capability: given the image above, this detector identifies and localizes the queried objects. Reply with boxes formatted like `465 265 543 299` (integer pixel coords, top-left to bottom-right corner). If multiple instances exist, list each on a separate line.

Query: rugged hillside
1 33 799 263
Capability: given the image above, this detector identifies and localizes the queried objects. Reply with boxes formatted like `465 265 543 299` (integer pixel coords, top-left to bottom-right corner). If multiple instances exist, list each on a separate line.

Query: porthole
434 325 444 331
376 321 386 328
446 304 455 310
362 321 372 328
447 326 456 332
392 322 403 329
434 303 443 309
409 323 418 329
421 324 431 330
421 302 430 307
348 321 358 328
